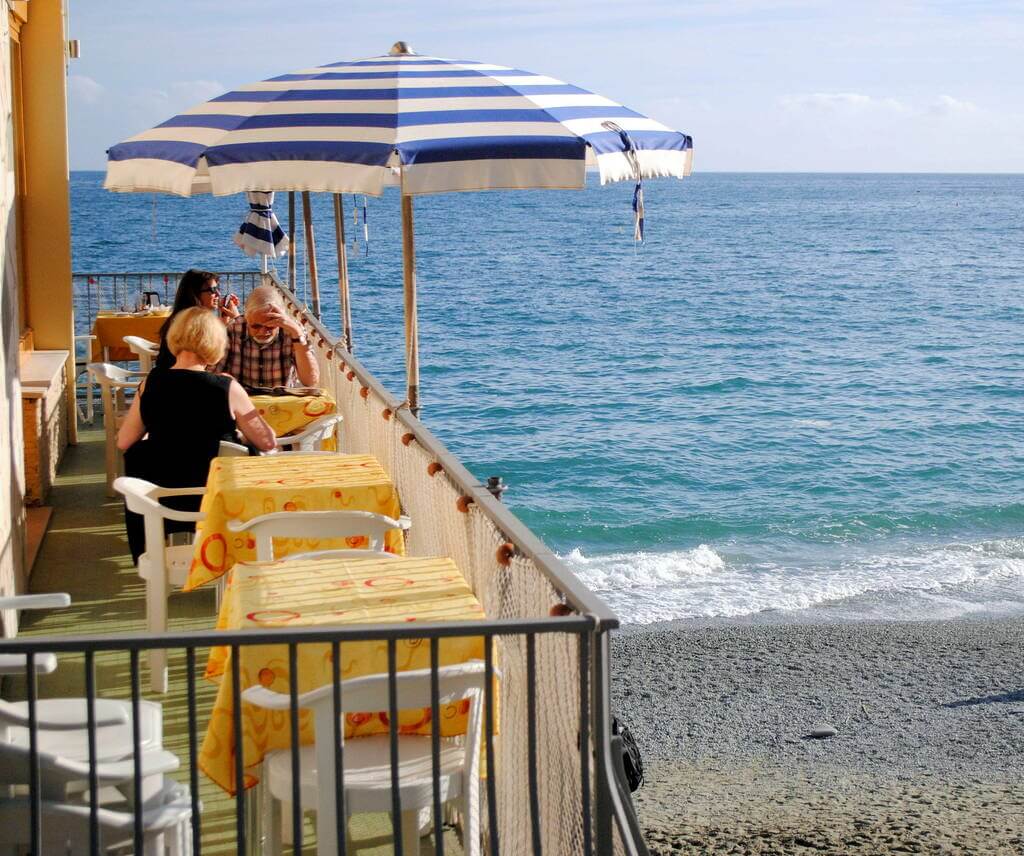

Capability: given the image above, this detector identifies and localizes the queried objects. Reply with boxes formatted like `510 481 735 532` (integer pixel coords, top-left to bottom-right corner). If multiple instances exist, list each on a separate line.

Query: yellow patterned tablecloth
91 311 170 362
249 391 337 451
184 453 405 591
200 554 487 793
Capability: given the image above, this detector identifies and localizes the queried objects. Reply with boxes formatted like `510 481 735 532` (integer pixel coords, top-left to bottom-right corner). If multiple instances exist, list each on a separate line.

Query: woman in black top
153 269 240 371
118 307 275 561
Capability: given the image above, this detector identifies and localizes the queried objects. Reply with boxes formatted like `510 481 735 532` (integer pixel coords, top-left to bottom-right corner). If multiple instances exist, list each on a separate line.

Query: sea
72 171 1024 626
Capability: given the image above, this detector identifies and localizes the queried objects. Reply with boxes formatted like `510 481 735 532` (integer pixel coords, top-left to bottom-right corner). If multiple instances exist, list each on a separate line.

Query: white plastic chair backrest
73 334 96 362
88 362 140 424
276 413 343 451
122 335 158 373
227 509 399 561
113 477 205 571
244 661 486 856
218 440 249 457
113 476 169 517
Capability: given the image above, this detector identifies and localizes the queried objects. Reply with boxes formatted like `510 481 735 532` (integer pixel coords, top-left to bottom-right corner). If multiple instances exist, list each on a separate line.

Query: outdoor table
199 553 487 793
90 310 169 361
184 453 405 591
249 390 337 451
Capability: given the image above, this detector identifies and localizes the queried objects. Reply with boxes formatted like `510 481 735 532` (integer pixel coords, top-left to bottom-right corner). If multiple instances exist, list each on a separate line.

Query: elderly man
216 286 319 389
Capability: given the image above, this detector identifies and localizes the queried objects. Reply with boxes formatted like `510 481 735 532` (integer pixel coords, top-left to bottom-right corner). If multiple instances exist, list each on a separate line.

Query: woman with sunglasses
153 269 240 371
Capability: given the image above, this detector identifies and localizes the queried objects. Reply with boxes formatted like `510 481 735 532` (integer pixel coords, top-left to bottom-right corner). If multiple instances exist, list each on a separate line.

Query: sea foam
562 538 1024 624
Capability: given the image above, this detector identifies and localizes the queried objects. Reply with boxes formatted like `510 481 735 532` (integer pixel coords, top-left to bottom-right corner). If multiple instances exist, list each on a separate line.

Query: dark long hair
159 269 218 338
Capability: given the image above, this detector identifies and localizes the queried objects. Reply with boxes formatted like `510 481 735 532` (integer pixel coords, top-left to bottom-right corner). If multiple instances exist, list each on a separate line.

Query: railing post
593 630 615 856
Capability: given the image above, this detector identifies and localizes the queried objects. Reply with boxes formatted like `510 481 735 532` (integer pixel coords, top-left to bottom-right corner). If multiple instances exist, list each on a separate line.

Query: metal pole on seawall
302 190 321 317
333 193 353 352
287 191 297 293
401 192 420 416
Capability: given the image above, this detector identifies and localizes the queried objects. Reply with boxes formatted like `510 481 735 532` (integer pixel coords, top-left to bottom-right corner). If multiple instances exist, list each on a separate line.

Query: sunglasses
199 286 221 295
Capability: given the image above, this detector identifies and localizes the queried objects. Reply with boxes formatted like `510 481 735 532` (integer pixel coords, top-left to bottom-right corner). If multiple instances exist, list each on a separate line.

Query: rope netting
291 303 593 855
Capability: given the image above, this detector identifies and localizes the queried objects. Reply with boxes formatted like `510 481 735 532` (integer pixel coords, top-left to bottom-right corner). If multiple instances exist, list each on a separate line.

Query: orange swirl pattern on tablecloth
185 453 405 591
199 554 489 794
249 392 337 451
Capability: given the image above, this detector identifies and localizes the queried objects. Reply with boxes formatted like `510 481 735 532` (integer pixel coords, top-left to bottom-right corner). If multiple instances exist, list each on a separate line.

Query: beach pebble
804 725 838 739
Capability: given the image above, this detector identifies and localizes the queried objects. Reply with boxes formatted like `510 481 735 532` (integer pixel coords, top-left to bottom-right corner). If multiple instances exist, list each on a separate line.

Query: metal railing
0 618 638 851
72 271 262 331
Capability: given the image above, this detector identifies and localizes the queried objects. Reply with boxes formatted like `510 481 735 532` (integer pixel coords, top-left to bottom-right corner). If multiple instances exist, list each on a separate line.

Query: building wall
0 0 72 636
0 4 27 636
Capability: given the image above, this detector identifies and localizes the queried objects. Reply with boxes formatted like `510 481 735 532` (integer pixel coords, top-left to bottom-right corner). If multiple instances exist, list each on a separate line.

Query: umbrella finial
389 41 414 56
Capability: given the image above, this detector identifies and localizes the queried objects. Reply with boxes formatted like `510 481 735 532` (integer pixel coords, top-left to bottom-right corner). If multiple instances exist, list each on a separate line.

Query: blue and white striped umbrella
104 48 692 198
233 191 289 257
104 43 693 412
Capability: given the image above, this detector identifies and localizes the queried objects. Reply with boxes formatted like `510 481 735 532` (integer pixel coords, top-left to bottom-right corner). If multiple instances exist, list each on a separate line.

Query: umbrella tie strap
602 121 645 244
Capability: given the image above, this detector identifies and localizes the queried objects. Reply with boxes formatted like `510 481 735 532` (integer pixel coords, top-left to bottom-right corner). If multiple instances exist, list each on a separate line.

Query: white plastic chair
123 335 159 374
0 790 193 856
74 335 97 423
275 413 343 452
0 594 165 764
218 440 249 457
113 477 206 693
242 660 487 856
226 509 411 562
0 593 69 675
88 363 144 496
0 742 192 856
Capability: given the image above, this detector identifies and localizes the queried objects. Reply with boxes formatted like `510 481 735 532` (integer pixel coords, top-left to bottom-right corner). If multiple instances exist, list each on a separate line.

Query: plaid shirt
216 316 299 388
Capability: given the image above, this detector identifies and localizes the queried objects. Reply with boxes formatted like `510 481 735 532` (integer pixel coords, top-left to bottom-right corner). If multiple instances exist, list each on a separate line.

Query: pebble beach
611 617 1024 854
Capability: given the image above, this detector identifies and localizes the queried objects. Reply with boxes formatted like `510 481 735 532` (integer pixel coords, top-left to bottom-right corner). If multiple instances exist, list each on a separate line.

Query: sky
66 0 1024 172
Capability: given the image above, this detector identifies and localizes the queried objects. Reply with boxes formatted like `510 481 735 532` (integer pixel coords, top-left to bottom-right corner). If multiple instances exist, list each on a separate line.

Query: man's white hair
244 285 284 314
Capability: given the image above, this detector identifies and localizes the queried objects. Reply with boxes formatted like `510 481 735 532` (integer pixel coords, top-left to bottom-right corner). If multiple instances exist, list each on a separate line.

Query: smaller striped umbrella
232 191 289 258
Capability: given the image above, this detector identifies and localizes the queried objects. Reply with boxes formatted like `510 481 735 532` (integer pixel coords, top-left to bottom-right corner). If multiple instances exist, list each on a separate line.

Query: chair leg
280 799 294 846
266 790 283 856
147 574 169 694
104 420 117 497
400 810 420 855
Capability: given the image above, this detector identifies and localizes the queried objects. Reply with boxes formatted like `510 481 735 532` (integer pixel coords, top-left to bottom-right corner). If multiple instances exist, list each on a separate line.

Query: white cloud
778 92 908 113
68 75 104 105
928 94 979 115
168 80 228 106
125 79 227 119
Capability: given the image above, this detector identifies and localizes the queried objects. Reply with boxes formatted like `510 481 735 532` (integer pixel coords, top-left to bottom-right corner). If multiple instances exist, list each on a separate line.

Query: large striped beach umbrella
105 42 693 412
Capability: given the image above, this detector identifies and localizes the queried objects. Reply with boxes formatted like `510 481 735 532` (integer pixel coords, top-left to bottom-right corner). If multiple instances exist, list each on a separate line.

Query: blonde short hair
166 307 227 365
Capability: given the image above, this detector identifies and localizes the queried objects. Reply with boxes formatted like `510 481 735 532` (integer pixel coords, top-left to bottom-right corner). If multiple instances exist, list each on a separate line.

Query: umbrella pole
401 193 420 416
287 192 297 292
333 193 353 352
302 191 321 317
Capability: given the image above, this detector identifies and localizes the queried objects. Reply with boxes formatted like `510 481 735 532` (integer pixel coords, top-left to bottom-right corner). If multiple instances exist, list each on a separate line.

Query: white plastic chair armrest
0 699 128 730
150 486 207 499
0 593 71 611
90 749 181 784
398 515 412 531
0 653 58 675
241 685 293 710
157 508 205 524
